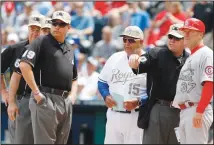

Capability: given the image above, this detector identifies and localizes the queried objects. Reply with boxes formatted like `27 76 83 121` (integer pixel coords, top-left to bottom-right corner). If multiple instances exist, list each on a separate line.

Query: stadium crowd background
1 1 213 144
1 1 213 102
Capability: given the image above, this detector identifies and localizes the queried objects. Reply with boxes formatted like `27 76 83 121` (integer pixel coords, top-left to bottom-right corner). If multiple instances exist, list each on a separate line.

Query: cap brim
28 23 41 27
168 31 183 38
42 25 51 29
52 17 70 24
119 34 140 39
179 26 201 32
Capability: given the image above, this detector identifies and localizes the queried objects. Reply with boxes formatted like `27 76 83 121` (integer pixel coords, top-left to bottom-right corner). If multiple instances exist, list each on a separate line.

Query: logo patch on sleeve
205 66 213 75
140 56 147 64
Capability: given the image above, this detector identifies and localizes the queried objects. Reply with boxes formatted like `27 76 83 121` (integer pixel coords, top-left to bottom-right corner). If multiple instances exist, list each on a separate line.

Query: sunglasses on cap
123 38 138 43
168 35 183 41
51 21 68 28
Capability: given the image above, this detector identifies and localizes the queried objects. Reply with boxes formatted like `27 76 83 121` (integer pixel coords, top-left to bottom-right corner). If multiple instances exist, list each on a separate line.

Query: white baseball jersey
99 51 147 103
174 46 213 103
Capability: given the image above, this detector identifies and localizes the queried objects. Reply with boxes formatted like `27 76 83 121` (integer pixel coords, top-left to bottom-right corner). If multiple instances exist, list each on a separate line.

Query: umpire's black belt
39 86 69 98
17 92 31 100
156 99 174 108
112 108 139 113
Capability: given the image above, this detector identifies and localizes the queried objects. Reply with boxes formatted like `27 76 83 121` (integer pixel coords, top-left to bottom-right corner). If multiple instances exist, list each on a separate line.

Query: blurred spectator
146 2 165 19
35 2 52 16
1 30 9 49
7 33 19 45
108 12 125 50
18 25 29 41
68 2 95 50
14 2 39 32
67 36 83 68
94 1 126 16
192 2 213 34
78 57 100 100
122 2 150 30
147 2 187 45
192 2 213 49
121 2 150 46
1 2 16 28
92 26 118 65
1 27 15 49
46 2 64 17
139 2 150 11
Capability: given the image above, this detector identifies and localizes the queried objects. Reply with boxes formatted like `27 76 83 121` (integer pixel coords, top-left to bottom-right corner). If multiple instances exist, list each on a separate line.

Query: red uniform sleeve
196 81 213 113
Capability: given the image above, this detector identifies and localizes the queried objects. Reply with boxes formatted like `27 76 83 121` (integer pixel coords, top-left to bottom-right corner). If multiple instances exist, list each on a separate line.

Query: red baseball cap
179 18 205 33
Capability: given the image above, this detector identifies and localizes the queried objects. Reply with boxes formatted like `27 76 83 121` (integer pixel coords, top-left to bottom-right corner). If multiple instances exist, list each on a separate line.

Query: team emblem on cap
172 26 179 30
33 17 40 22
45 20 51 24
56 12 63 16
126 28 132 35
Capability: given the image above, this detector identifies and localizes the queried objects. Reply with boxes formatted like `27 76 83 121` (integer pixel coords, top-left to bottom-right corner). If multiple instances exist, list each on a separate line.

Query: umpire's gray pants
8 94 33 144
143 103 180 144
29 92 73 144
8 118 15 144
15 95 34 144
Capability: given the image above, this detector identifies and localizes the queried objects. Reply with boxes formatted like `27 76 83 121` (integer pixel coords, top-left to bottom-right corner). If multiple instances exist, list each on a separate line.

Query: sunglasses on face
51 21 68 28
168 35 183 41
123 38 137 43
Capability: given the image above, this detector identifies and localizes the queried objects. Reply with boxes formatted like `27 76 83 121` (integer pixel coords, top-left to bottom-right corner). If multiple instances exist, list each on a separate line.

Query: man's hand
68 94 76 105
7 101 19 121
193 112 203 128
105 95 117 108
2 89 9 106
128 54 140 69
123 99 138 111
34 92 46 104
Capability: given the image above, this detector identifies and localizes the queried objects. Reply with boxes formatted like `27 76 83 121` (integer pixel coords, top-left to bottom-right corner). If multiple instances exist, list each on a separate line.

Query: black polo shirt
133 47 189 101
1 40 31 95
20 34 78 91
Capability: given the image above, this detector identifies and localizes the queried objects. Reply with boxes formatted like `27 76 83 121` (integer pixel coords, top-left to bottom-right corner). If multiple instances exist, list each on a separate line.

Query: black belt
112 108 139 113
17 92 31 100
156 99 174 108
39 86 69 98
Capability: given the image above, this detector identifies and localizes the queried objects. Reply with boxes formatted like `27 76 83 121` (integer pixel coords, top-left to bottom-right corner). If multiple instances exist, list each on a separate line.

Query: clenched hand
128 54 140 69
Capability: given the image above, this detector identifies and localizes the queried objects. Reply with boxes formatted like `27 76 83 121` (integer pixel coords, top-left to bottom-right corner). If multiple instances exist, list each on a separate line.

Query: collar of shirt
191 44 205 55
49 34 70 53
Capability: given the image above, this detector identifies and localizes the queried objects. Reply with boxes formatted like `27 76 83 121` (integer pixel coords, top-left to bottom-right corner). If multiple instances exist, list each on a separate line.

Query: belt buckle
184 102 190 108
51 88 55 94
62 91 68 99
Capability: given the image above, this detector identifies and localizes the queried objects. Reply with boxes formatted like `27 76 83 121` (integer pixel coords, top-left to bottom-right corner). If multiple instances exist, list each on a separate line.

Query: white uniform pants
179 104 213 144
104 109 143 144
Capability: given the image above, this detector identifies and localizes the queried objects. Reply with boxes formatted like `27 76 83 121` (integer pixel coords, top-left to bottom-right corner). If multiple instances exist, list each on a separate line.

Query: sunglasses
123 38 137 43
52 21 68 28
168 35 183 41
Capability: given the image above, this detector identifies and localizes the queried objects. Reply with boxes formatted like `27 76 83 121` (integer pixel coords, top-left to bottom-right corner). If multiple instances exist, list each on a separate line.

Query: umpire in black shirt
1 14 43 144
128 24 189 144
19 11 78 144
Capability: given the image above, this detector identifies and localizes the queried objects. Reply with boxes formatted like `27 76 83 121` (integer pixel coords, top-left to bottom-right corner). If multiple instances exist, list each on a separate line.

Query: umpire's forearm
19 62 39 93
8 72 21 103
69 80 78 98
0 75 7 94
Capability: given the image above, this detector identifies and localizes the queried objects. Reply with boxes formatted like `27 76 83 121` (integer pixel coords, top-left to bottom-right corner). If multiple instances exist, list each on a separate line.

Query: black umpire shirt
20 34 77 91
133 46 189 101
1 40 31 95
